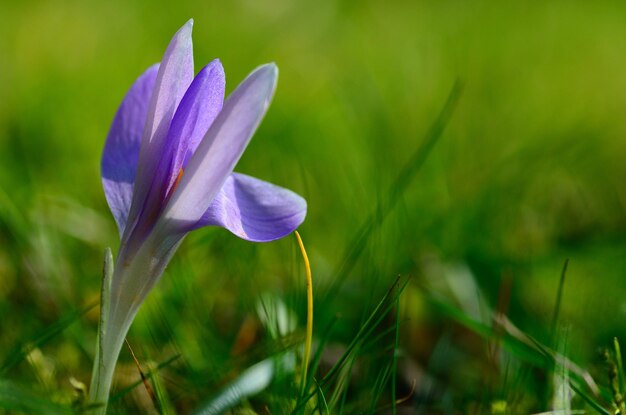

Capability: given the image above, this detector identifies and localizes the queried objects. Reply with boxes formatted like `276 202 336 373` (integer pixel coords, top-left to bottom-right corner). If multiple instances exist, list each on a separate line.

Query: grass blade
295 231 314 401
569 381 610 415
109 354 181 403
0 302 96 375
323 81 464 300
293 276 409 413
0 379 72 415
192 353 293 415
550 259 569 348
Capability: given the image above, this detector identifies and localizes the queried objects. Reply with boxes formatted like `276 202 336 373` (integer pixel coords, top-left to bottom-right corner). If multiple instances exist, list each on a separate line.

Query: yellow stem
295 231 313 389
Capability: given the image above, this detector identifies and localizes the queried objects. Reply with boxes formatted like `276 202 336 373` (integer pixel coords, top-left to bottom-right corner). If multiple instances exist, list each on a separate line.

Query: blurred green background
2 0 626 412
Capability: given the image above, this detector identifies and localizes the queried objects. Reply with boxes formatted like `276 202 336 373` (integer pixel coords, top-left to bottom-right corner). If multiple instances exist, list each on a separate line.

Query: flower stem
87 248 113 413
87 248 135 414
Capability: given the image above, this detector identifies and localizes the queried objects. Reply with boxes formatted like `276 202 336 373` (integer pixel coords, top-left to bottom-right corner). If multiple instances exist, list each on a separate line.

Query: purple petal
178 60 226 169
101 64 159 236
159 64 278 232
125 20 195 238
155 60 225 201
199 173 306 242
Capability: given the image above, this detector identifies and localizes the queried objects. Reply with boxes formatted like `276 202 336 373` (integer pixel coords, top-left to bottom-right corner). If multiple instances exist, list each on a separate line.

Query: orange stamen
167 168 184 199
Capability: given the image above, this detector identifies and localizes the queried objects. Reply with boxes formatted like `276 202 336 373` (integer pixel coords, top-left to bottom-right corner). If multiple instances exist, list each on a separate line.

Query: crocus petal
101 64 159 236
198 173 306 242
158 64 278 233
155 59 225 200
178 60 226 169
125 20 194 239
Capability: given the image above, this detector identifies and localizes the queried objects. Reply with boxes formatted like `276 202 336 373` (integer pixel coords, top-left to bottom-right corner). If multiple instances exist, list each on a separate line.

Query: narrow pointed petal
178 60 226 168
198 173 306 242
125 20 194 237
159 64 278 232
157 60 225 199
101 64 159 236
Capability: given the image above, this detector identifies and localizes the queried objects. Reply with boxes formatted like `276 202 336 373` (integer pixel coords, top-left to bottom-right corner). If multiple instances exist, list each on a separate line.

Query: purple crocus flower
89 20 306 410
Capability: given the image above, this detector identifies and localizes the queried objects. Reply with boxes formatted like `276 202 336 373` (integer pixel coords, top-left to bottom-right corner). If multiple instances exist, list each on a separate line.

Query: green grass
2 0 626 413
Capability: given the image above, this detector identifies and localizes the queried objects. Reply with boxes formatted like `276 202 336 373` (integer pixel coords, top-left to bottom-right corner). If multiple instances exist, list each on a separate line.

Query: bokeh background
2 0 626 413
